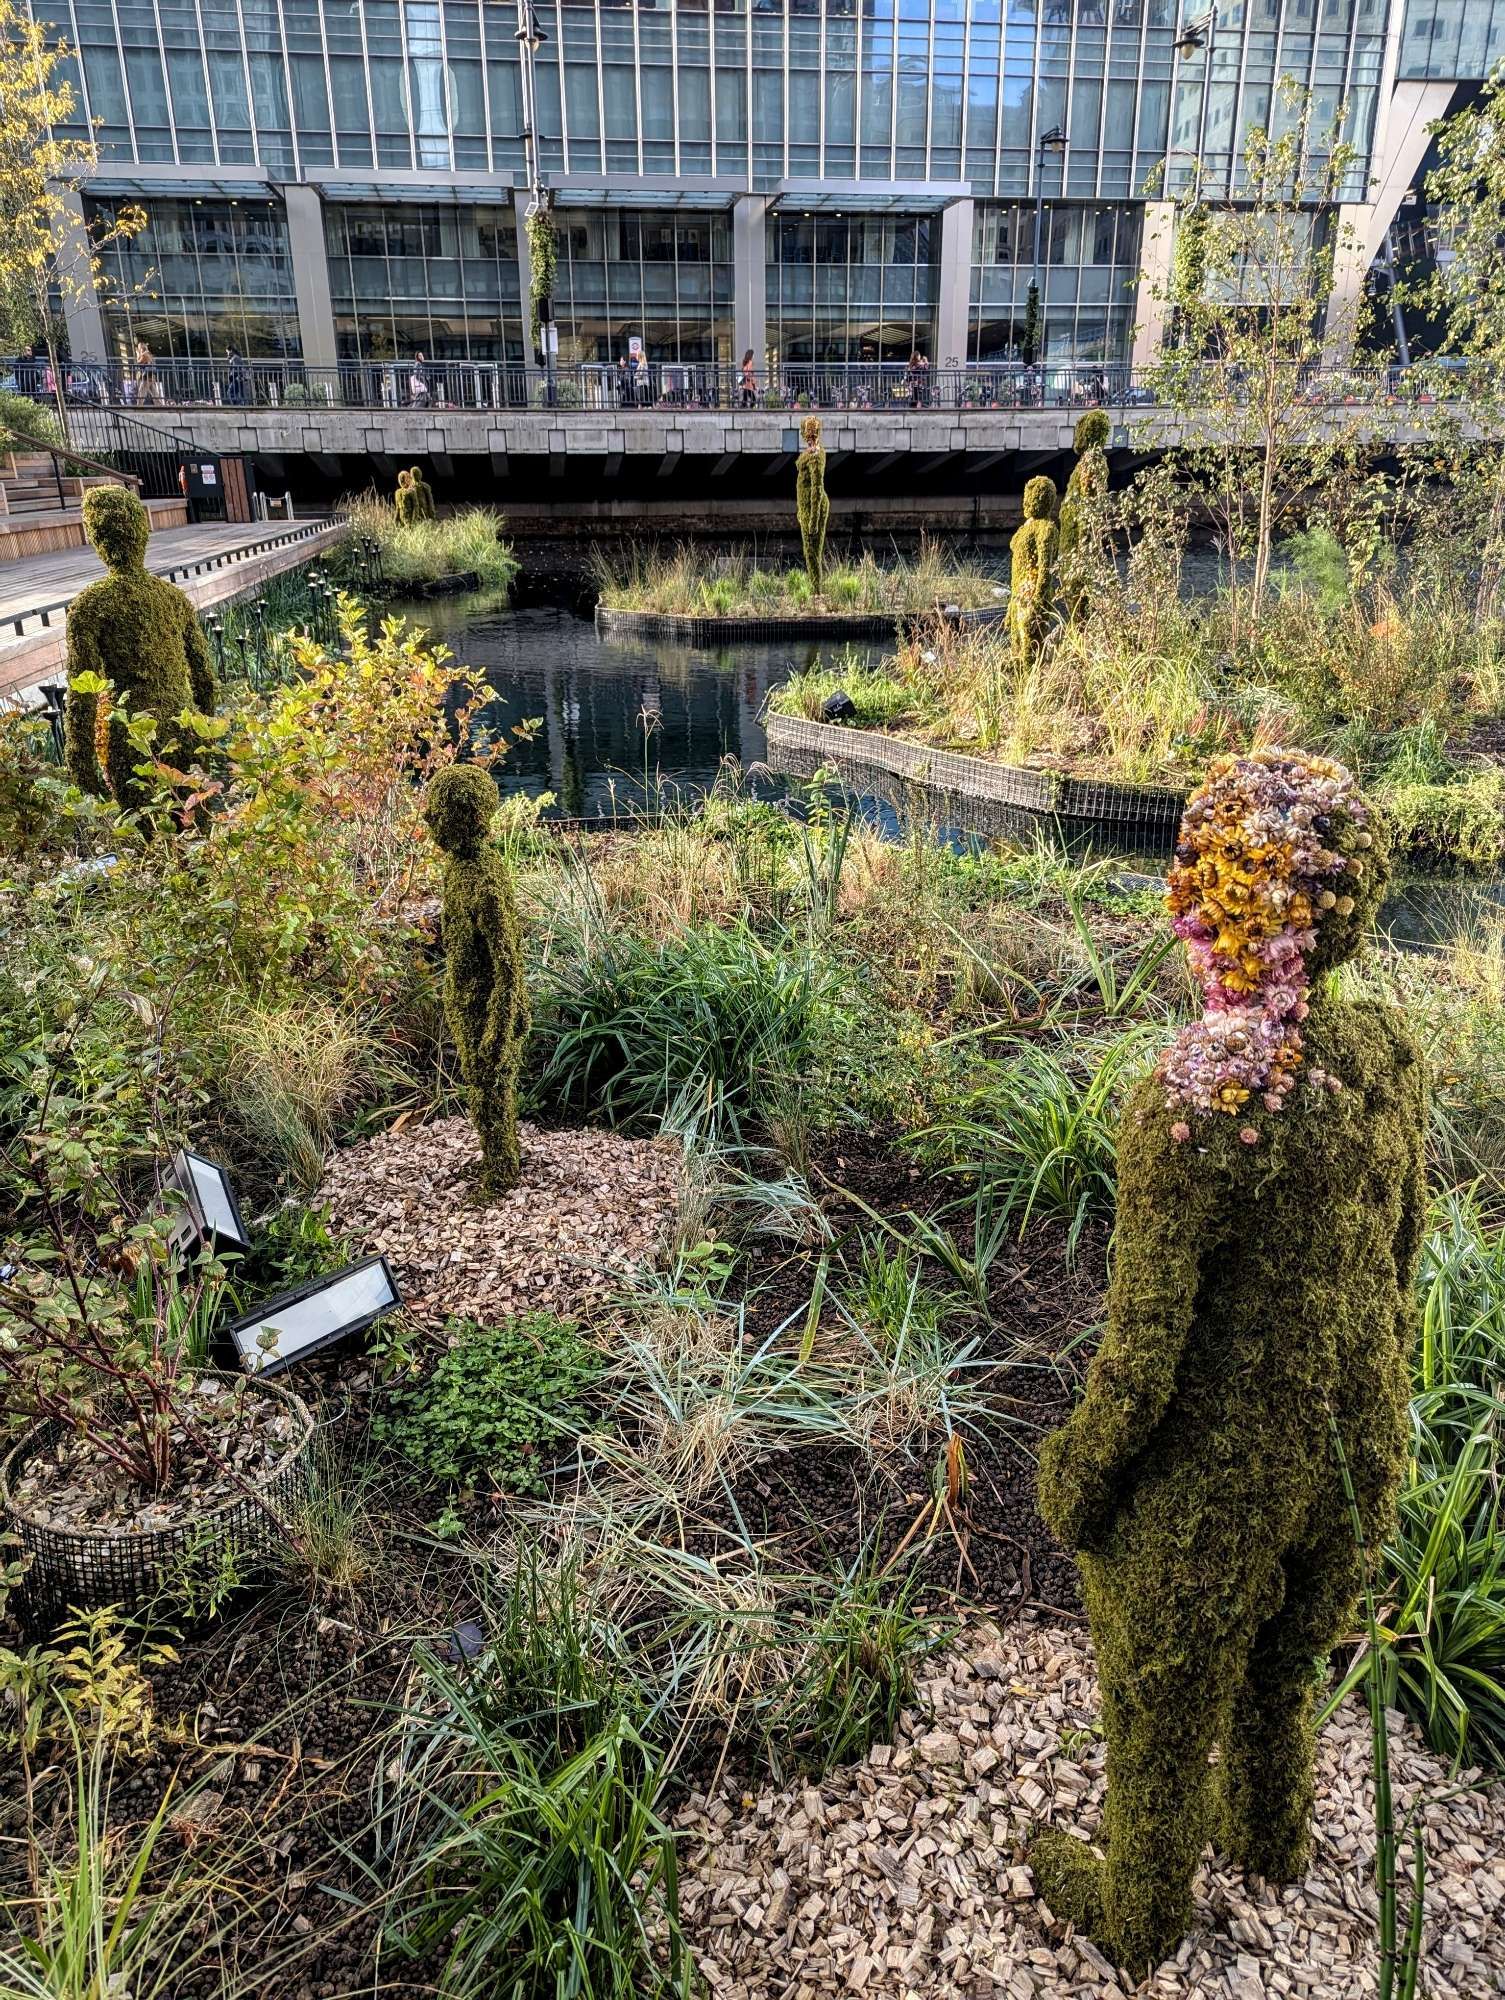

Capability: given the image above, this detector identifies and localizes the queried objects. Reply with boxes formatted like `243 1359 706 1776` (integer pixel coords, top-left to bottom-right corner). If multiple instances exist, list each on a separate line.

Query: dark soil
705 1127 1104 1626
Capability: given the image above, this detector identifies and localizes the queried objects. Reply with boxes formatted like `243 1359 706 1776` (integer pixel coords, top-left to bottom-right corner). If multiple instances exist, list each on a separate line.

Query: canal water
397 587 888 820
395 583 1505 939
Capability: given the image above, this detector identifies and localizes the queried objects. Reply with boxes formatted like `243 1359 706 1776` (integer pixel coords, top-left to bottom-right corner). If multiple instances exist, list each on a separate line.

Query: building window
85 195 301 362
325 201 523 364
766 209 939 365
970 201 1141 364
551 206 734 366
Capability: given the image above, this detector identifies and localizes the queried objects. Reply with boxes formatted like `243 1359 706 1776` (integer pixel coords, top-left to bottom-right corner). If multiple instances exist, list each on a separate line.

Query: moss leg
1219 1507 1360 1884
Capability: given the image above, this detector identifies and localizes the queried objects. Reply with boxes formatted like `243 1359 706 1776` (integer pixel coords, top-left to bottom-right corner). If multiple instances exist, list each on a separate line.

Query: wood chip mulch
319 1115 683 1327
671 1616 1504 2000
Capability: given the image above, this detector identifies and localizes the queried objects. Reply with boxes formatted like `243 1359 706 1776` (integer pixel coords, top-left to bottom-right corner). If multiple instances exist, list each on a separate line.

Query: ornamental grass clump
425 764 529 1199
64 486 217 808
1032 749 1426 1975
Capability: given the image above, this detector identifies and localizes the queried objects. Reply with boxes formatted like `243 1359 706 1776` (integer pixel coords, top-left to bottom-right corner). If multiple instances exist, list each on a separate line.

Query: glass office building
37 1 1498 376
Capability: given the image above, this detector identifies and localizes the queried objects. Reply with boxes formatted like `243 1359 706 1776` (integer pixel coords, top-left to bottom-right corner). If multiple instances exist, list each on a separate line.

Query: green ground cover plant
373 1313 601 1494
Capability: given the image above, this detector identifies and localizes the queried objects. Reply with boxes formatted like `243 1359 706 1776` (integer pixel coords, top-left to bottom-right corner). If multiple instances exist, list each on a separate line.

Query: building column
935 195 974 365
1321 78 1455 364
1131 200 1176 370
733 195 767 365
281 182 339 370
58 190 106 359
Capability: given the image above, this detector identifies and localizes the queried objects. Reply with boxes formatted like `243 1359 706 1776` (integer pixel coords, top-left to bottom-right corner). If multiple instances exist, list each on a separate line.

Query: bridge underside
139 402 1460 526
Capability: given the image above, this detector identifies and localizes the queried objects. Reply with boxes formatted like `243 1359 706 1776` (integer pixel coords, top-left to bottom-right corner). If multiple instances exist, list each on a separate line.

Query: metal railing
31 355 1483 420
0 519 333 641
0 420 143 513
58 406 220 503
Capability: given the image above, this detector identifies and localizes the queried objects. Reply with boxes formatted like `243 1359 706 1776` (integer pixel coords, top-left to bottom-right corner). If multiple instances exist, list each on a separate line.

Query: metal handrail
0 421 143 511
0 519 334 642
36 353 1480 418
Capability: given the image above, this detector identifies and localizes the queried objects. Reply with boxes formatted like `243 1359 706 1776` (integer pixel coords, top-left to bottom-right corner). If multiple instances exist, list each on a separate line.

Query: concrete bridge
77 395 1481 531
59 358 1486 524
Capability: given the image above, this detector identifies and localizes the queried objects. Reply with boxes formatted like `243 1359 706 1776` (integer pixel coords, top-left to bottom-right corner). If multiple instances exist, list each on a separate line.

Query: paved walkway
0 517 342 698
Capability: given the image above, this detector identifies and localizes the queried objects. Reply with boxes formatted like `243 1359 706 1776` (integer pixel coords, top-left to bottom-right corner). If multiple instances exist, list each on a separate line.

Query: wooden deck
0 517 344 698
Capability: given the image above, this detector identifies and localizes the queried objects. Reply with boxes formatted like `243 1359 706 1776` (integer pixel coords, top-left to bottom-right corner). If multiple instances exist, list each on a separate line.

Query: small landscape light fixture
165 1148 251 1259
229 1255 402 1376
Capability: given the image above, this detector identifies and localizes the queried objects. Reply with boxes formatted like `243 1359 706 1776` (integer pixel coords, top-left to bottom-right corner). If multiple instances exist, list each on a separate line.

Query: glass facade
87 196 301 362
1401 1 1505 77
326 202 522 363
552 208 733 365
49 2 1412 196
970 202 1140 364
37 3 1488 374
767 213 936 366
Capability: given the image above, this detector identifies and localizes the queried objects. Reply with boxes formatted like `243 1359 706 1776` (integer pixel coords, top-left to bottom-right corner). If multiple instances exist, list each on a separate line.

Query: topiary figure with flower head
1030 748 1425 1977
425 763 529 1198
1009 474 1058 667
64 484 217 808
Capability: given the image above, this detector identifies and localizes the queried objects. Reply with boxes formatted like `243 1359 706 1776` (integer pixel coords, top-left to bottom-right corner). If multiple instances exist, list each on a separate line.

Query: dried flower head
1159 749 1367 1131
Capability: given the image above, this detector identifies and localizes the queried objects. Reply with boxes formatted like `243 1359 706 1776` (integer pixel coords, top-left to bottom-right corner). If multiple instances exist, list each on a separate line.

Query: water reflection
398 592 887 820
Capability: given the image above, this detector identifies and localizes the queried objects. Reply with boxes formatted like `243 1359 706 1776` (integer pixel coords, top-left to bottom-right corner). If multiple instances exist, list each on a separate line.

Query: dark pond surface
396 588 888 820
394 584 1505 940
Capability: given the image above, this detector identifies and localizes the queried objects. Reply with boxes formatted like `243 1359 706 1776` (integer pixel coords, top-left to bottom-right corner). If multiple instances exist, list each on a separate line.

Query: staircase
0 452 65 516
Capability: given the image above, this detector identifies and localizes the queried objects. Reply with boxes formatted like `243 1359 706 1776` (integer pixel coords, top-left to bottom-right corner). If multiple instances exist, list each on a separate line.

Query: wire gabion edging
1 1374 314 1632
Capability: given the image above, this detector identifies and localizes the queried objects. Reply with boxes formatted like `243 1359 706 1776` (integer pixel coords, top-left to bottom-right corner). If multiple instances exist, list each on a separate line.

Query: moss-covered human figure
424 764 529 1199
796 416 830 594
395 467 417 526
64 485 217 808
1008 474 1058 667
1059 411 1110 624
1030 749 1425 1978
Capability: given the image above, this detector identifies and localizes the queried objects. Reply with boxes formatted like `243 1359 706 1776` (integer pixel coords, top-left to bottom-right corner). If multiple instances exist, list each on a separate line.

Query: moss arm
1038 1087 1228 1554
183 601 217 714
63 600 108 795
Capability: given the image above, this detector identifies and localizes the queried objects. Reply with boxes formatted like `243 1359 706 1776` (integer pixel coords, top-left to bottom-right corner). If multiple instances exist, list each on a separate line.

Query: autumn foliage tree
0 0 145 442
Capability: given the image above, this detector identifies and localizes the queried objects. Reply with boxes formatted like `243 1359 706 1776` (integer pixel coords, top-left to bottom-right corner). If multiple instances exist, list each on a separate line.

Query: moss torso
440 843 530 1196
64 568 215 804
1101 995 1420 1563
1008 515 1057 663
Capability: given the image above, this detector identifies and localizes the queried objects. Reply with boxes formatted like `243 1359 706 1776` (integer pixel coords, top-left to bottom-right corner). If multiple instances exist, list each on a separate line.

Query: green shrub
374 1312 600 1493
1377 765 1505 868
1361 1190 1505 1770
534 919 865 1142
0 388 60 451
914 1033 1142 1259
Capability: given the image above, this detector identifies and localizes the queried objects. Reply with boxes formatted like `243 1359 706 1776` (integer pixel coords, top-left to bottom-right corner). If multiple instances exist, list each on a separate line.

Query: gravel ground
672 1615 1504 2000
319 1115 683 1326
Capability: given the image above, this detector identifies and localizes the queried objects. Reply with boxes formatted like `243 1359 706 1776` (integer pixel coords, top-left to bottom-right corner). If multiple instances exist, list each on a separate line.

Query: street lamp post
514 1 555 407
1175 8 1219 198
1028 125 1068 368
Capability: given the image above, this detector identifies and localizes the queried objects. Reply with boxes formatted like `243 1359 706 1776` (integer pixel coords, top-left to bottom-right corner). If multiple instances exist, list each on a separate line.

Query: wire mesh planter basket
1 1375 314 1632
